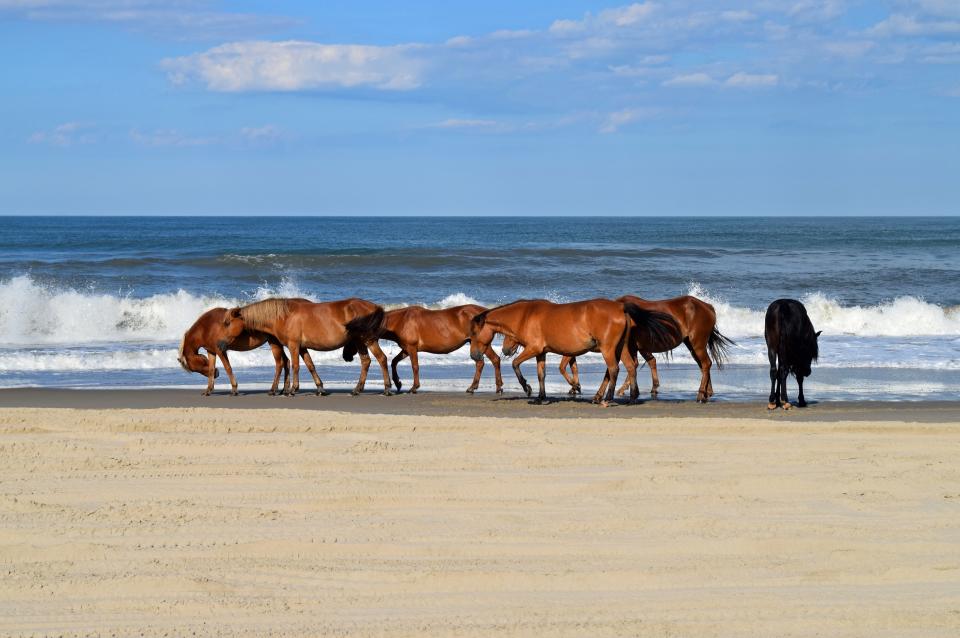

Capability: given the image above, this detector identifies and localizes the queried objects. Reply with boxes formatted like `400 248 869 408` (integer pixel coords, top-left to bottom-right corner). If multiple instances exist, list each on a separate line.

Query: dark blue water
3 216 958 306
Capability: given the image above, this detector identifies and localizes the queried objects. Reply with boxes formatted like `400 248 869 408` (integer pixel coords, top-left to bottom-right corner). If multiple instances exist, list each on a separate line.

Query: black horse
765 299 821 409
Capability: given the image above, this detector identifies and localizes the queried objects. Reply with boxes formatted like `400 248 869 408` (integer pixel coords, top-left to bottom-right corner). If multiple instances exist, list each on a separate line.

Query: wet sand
2 396 959 636
2 387 960 421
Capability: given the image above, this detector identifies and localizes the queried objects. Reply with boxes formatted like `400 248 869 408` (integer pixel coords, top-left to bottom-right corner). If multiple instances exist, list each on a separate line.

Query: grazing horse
469 299 675 406
513 295 734 403
381 304 503 394
222 297 393 396
178 307 293 396
765 298 820 410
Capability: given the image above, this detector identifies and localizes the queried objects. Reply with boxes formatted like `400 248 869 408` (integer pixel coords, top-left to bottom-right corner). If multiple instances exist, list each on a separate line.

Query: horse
178 307 294 396
380 304 503 394
765 298 820 410
508 295 734 403
222 297 392 396
469 299 675 406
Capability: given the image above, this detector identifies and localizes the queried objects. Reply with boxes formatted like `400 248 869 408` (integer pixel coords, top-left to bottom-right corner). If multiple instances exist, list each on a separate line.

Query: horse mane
471 298 539 327
239 298 290 329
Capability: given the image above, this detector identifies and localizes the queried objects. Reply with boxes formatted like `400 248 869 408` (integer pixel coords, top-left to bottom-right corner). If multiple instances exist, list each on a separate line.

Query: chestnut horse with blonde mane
539 295 734 403
381 304 503 394
178 307 292 396
469 299 676 406
222 297 392 396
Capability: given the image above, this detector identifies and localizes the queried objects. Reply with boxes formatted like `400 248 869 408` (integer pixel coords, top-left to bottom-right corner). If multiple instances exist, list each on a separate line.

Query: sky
1 0 958 216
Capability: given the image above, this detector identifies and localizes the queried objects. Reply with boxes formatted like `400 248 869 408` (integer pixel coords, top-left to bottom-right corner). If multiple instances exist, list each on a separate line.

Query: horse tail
345 306 386 342
623 303 679 352
707 327 736 370
342 342 359 362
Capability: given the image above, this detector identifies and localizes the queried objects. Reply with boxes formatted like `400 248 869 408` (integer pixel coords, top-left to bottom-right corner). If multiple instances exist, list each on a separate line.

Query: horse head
469 313 495 362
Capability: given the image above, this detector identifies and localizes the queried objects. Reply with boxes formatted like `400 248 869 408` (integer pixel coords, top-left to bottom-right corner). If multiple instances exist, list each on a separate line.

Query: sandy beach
2 396 959 637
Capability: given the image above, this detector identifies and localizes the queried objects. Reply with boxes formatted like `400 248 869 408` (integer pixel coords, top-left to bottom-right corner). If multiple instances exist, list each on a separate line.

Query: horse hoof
767 403 778 410
382 390 393 397
599 400 610 408
465 387 475 395
410 387 418 394
201 391 211 397
783 402 792 410
567 388 578 396
319 389 330 397
797 401 807 408
230 391 238 397
350 389 360 396
532 398 544 405
524 385 532 397
496 387 503 395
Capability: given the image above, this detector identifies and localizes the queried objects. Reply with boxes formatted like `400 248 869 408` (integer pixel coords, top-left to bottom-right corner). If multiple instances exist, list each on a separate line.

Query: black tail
343 306 385 362
623 303 680 352
707 327 736 370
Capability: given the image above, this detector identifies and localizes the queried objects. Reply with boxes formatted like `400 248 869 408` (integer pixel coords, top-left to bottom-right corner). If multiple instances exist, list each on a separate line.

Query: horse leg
218 351 238 396
287 343 301 396
559 356 579 396
268 342 287 396
622 346 640 404
779 365 791 410
352 345 371 395
616 342 640 397
511 348 539 397
301 350 328 396
570 357 582 395
644 352 659 397
480 344 503 394
687 341 712 403
408 349 421 393
767 347 778 409
202 352 217 396
533 353 548 404
367 340 393 396
797 375 807 408
598 345 621 408
391 349 407 392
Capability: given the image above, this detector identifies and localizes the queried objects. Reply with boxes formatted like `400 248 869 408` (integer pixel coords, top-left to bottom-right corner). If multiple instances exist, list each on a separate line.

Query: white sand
1 407 959 637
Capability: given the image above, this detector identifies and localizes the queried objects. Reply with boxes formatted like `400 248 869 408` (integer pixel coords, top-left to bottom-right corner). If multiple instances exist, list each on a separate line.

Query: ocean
1 216 958 400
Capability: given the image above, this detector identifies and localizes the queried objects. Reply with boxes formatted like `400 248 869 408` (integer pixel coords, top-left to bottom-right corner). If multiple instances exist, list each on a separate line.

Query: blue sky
1 0 958 215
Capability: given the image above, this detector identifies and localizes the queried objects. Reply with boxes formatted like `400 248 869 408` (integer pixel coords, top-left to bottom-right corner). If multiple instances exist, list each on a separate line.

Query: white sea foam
1 275 959 377
686 283 960 338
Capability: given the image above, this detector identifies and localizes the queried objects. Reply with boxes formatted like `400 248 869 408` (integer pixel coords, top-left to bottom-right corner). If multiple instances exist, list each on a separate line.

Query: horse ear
815 330 822 338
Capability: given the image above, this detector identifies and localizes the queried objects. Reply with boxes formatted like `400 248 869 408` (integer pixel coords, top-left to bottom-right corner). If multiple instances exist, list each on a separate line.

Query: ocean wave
2 274 958 352
687 283 960 338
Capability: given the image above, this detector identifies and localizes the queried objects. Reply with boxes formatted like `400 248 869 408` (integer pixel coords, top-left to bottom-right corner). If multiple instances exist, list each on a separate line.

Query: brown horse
223 297 392 396
381 304 503 394
469 299 675 406
178 307 293 396
509 295 733 403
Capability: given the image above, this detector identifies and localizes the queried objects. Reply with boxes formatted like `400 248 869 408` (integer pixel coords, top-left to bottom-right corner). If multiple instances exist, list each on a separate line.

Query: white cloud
0 0 295 38
725 71 779 88
721 10 757 22
599 107 657 133
28 121 95 146
822 40 875 57
550 2 657 34
240 124 283 143
162 40 425 92
130 128 215 147
432 118 500 129
663 72 717 87
868 13 960 37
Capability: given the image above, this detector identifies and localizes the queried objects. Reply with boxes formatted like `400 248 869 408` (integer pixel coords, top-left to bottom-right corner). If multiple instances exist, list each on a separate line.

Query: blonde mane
239 298 291 329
